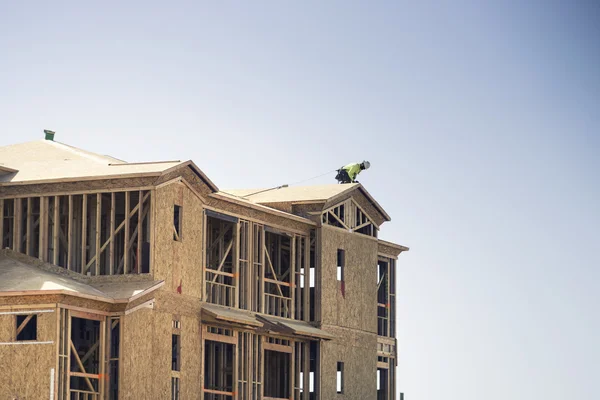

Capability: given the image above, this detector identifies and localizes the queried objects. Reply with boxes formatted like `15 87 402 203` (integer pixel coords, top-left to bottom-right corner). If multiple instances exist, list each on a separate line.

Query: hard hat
362 160 371 169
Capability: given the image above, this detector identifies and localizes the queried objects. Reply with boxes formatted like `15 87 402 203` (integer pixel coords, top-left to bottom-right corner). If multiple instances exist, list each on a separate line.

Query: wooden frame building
0 137 408 400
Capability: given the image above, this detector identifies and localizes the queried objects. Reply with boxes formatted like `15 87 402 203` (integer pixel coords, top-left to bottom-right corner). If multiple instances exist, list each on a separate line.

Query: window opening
15 314 37 341
264 350 291 398
337 249 345 281
336 361 344 394
173 205 182 241
172 334 181 371
204 340 235 399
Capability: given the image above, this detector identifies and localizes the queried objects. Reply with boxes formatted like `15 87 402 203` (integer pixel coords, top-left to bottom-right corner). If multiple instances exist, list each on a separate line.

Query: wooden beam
26 197 32 255
13 198 21 252
81 195 87 270
39 196 49 262
69 340 96 392
67 195 73 270
124 192 129 274
53 196 60 265
109 193 115 275
210 239 234 283
137 190 143 273
0 199 4 248
95 193 101 275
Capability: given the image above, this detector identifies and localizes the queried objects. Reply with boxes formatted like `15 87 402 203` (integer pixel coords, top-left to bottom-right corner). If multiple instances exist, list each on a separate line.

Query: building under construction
0 134 408 400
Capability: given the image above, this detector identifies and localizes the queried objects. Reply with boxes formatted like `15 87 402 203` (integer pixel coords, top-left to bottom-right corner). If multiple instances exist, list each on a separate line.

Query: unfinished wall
121 307 203 399
180 314 202 399
0 308 57 400
121 308 155 399
319 225 378 332
0 177 157 198
318 224 379 400
206 196 314 234
154 182 204 299
320 327 378 400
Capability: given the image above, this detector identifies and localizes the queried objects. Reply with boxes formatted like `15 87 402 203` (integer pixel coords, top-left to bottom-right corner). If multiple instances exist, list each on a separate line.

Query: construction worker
335 161 371 183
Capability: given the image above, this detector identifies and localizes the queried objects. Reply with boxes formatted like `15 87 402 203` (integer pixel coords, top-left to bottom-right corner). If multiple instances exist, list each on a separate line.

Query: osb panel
121 308 154 400
153 183 203 299
319 225 378 333
121 309 177 399
154 165 214 198
0 309 57 400
259 201 294 214
0 294 61 307
181 315 202 399
153 184 175 291
37 310 57 342
180 185 204 299
0 176 157 197
154 290 203 316
292 203 325 219
58 295 114 312
0 315 13 342
0 342 55 399
151 312 172 398
206 196 312 234
377 242 403 258
319 326 378 400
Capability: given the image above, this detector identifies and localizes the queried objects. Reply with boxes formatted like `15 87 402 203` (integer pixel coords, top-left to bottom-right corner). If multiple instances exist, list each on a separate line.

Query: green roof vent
44 130 55 141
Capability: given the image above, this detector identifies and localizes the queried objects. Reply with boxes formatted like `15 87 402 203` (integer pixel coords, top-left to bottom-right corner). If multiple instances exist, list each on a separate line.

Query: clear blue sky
1 1 599 399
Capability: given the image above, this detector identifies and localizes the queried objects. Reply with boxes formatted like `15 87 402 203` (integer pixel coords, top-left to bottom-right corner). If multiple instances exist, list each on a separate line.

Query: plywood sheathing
154 290 203 316
121 308 155 400
153 182 204 298
377 240 409 258
256 201 294 214
292 203 326 220
0 176 157 198
0 307 57 400
319 325 378 400
154 163 216 198
0 139 182 185
319 225 378 333
206 194 314 234
181 314 202 399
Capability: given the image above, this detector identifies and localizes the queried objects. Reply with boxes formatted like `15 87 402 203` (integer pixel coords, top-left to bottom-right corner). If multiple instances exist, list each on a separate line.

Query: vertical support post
124 192 130 274
95 193 101 275
109 193 115 275
26 197 33 255
53 196 60 265
81 195 87 271
67 195 73 270
303 343 310 400
13 198 22 252
234 221 240 308
65 310 72 399
290 342 295 400
39 196 49 262
260 227 265 314
234 331 239 400
290 235 296 319
137 190 142 274
99 317 107 399
149 190 155 275
260 336 265 399
202 209 207 301
0 199 3 248
304 237 310 322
